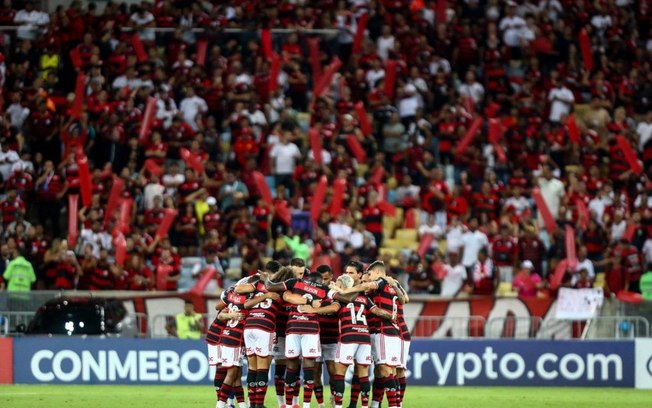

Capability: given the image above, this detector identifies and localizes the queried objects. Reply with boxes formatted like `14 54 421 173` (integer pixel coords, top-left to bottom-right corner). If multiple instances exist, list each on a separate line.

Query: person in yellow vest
171 301 204 339
641 270 652 301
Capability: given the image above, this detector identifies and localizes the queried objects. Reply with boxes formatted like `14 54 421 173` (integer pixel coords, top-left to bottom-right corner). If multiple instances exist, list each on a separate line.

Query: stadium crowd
0 0 651 298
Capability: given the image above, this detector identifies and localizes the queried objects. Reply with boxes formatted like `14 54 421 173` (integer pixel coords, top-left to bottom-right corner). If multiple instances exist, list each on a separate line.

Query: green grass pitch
1 385 651 408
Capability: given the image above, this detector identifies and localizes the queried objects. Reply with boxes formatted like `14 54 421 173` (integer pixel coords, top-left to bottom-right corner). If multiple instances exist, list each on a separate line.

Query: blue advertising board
12 337 636 387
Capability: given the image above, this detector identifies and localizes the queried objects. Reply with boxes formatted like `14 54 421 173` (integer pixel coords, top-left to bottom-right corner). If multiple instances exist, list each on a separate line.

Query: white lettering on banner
409 347 623 385
31 350 54 382
29 349 209 383
108 351 137 381
82 351 107 381
635 339 652 389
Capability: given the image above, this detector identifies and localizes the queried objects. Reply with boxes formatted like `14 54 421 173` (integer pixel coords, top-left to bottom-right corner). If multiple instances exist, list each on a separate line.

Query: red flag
180 148 205 174
114 233 127 267
624 223 639 242
566 115 580 144
370 166 385 185
488 118 503 144
314 57 342 98
307 37 322 83
384 60 398 99
455 117 483 156
377 201 397 217
411 0 425 11
117 198 132 235
77 154 92 208
576 199 589 230
310 176 328 222
67 194 79 248
616 135 643 175
550 259 569 290
144 159 163 176
532 188 557 234
565 225 577 269
190 266 217 295
352 12 368 55
156 209 178 240
309 128 323 164
346 135 367 163
464 96 475 116
485 102 501 118
417 234 433 258
103 176 125 226
404 208 417 228
579 28 593 73
275 201 292 226
71 72 86 119
253 171 274 205
138 97 157 145
131 33 148 63
436 0 447 24
329 178 347 217
433 261 447 280
196 39 208 66
355 102 372 137
269 52 281 94
494 143 508 163
70 47 82 69
261 29 272 58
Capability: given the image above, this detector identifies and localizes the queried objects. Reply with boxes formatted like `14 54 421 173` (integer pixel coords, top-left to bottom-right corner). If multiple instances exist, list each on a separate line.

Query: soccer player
206 289 228 405
332 261 407 408
395 294 411 408
241 266 294 408
315 265 339 408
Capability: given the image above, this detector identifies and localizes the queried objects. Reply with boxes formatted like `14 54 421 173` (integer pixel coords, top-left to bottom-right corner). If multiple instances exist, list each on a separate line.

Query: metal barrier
539 316 651 340
485 316 544 339
411 316 486 338
0 311 35 336
0 314 8 336
150 313 211 338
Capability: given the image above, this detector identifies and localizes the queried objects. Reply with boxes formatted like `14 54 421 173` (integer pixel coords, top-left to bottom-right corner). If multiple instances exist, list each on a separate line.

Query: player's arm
264 277 290 293
218 309 245 321
215 301 227 311
235 281 257 294
370 305 396 321
299 302 341 315
244 292 280 309
331 281 377 295
385 277 409 304
332 291 359 303
282 291 322 308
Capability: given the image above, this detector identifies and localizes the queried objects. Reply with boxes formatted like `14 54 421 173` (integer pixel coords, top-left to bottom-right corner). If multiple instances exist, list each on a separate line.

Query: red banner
565 225 577 270
624 223 639 242
550 259 569 290
309 128 322 164
0 338 13 384
138 97 157 145
456 117 483 156
308 37 322 83
104 176 125 226
579 28 593 73
485 102 501 118
190 266 218 296
329 178 347 216
180 148 205 174
532 188 557 234
355 101 372 137
384 59 397 99
377 201 397 217
118 198 132 235
314 57 342 98
71 72 85 120
196 39 208 66
131 33 148 63
370 166 385 185
310 176 328 222
77 154 92 208
253 171 274 205
67 194 79 248
144 159 163 177
436 0 447 24
261 29 272 58
269 52 281 94
346 135 367 163
70 47 82 69
156 209 178 240
616 135 643 175
576 199 589 230
566 115 580 144
114 233 127 267
275 201 292 226
352 12 368 55
417 234 434 258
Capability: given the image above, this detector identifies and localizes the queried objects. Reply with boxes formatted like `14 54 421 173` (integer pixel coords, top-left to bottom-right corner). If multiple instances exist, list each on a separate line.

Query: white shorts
207 343 220 366
272 336 286 359
371 334 402 367
336 343 372 366
219 345 244 368
401 340 411 369
285 333 321 359
318 343 337 362
244 328 274 357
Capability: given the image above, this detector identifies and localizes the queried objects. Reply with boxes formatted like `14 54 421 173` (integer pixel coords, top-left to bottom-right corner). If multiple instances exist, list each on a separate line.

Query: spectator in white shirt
5 93 30 129
112 66 143 91
458 70 485 105
439 252 467 297
366 59 385 90
499 2 527 47
538 164 565 220
637 111 652 151
79 219 113 258
642 237 652 268
590 4 612 39
129 5 156 42
179 87 208 131
376 25 395 61
162 162 185 197
328 213 353 253
396 175 421 208
269 131 301 196
446 217 465 254
572 246 595 286
429 53 451 76
547 79 575 123
419 214 443 251
461 217 489 269
14 1 49 40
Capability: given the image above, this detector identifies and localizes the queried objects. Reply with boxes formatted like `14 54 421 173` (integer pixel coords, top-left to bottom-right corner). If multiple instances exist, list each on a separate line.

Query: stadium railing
538 316 650 340
485 316 544 339
150 313 211 339
0 311 35 336
410 315 487 338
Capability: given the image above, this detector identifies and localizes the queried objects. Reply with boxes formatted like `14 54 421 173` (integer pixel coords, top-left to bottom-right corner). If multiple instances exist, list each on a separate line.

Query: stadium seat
356 163 369 178
498 282 515 297
379 247 400 258
593 272 605 289
395 228 418 243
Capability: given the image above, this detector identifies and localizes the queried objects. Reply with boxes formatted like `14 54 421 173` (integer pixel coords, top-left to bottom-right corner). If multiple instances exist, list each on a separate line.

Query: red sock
275 364 286 399
234 384 245 404
398 375 407 405
218 383 233 403
359 376 370 407
385 376 399 407
372 377 384 404
332 374 345 406
285 367 299 406
302 366 315 404
349 374 360 408
315 385 324 404
214 367 228 398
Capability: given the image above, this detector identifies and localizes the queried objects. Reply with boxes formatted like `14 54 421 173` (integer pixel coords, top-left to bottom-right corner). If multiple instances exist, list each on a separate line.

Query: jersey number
226 304 240 328
347 303 367 326
255 296 273 310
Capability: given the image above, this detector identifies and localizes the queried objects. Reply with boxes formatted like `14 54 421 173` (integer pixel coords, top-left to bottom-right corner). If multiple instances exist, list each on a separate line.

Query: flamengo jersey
220 289 252 347
245 282 281 333
282 278 330 335
338 294 377 344
397 302 411 341
368 279 400 337
319 312 340 345
205 290 228 345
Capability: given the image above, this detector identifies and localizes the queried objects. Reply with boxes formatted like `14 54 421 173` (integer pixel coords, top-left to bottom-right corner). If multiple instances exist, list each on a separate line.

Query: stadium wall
7 337 652 389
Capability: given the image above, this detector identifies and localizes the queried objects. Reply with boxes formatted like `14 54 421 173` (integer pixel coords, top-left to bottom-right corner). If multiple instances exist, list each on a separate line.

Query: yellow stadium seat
383 239 403 250
379 247 400 258
498 282 513 296
356 164 369 178
395 228 418 243
593 272 605 288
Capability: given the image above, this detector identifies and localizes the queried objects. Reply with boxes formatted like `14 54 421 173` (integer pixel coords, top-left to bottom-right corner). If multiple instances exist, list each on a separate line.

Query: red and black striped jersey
319 312 340 345
219 289 252 347
205 291 228 345
245 282 281 333
368 278 400 337
282 278 331 335
397 302 411 341
338 295 377 344
275 301 290 338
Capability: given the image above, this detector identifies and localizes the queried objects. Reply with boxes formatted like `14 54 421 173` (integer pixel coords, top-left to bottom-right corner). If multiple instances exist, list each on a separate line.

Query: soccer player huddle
206 258 411 408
